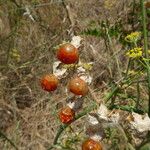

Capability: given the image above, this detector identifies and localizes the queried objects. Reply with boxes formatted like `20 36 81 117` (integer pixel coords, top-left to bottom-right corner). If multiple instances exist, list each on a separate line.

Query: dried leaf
130 113 150 132
71 36 82 48
53 61 67 78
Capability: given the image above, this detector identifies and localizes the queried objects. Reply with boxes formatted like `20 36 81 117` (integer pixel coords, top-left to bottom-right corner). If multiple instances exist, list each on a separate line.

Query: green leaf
139 143 150 150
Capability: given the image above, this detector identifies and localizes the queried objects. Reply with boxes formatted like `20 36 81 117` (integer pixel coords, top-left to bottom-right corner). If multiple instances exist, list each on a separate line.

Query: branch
140 0 150 117
47 103 97 150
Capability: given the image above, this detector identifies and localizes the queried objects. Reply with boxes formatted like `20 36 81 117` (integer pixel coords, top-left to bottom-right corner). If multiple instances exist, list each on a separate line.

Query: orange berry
59 106 75 124
82 139 103 150
40 74 58 92
57 43 79 64
68 77 88 96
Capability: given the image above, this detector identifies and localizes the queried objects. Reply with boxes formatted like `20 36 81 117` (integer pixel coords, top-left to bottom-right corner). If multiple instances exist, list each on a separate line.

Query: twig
9 0 20 8
62 0 75 35
0 131 18 150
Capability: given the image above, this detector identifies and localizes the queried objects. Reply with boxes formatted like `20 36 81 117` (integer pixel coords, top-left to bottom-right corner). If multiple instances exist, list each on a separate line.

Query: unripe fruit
40 74 58 92
57 43 79 64
82 139 103 150
59 106 75 124
68 77 88 96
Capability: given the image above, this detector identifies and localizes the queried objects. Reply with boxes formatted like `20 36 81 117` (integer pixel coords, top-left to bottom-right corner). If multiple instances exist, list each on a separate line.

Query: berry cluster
40 43 102 150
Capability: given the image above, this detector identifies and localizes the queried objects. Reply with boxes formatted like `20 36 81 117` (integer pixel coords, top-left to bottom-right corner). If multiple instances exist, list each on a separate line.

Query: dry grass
0 0 144 149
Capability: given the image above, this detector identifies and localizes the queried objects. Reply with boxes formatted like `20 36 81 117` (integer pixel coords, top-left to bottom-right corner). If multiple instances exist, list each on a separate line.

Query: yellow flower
128 70 143 75
128 70 136 75
63 64 77 69
126 47 142 58
10 48 21 62
125 32 141 43
104 0 117 9
82 63 93 70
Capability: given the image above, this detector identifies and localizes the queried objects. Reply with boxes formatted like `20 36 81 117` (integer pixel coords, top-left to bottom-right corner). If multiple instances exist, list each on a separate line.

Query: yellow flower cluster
128 70 143 75
125 31 141 43
63 64 77 69
10 48 21 62
126 47 142 58
63 63 93 71
104 0 117 9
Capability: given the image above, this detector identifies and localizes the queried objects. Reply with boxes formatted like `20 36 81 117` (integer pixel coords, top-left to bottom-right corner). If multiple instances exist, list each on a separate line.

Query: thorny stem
141 0 150 117
0 131 18 150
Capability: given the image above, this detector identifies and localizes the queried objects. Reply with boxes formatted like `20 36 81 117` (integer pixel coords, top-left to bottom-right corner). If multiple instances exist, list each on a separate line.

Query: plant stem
105 86 119 102
136 80 140 109
47 103 97 150
110 105 144 114
105 25 122 78
125 58 131 77
141 0 150 117
9 0 20 7
0 131 18 150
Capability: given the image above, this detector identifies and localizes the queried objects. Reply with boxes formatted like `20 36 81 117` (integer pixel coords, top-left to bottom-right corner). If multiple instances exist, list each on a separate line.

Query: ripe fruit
59 106 75 124
68 77 88 96
57 43 79 64
41 74 58 92
82 139 103 150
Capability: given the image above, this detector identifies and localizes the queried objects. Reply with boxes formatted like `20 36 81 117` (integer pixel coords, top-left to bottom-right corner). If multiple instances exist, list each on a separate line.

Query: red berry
57 43 79 64
82 139 103 150
59 106 75 124
40 74 58 92
68 77 88 96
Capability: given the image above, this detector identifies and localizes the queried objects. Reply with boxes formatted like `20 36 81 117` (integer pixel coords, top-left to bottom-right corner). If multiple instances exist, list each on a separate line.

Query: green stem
105 86 119 102
105 25 122 78
0 131 18 150
9 0 20 7
110 105 144 114
141 0 150 117
141 0 149 57
125 58 131 77
48 75 145 150
47 103 97 150
136 80 140 109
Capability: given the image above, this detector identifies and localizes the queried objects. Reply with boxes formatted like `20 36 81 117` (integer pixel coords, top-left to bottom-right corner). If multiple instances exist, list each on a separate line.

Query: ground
0 0 148 150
